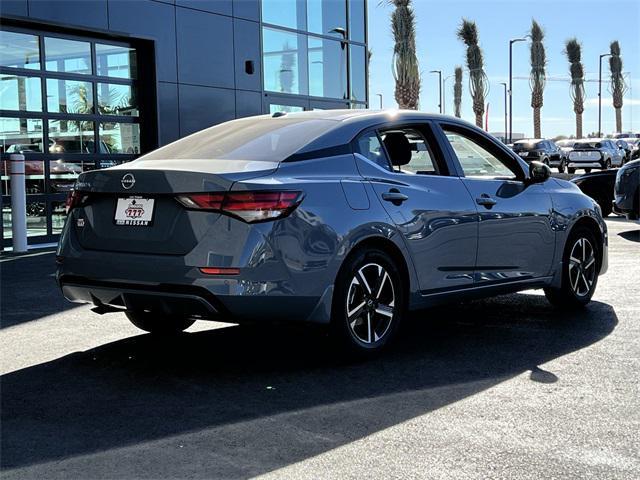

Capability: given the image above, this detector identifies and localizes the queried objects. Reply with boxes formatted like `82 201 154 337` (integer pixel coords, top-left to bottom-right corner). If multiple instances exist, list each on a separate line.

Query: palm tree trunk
576 112 582 138
533 107 541 138
615 108 622 133
475 112 482 128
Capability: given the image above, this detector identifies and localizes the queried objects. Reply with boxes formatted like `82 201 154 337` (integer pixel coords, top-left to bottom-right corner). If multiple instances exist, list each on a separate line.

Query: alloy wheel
568 237 597 297
346 263 395 344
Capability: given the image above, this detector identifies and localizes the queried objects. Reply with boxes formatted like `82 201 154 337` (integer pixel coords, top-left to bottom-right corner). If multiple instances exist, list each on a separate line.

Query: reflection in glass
0 74 42 111
97 83 138 116
0 118 43 154
99 122 140 154
262 0 305 30
49 159 82 193
0 31 40 69
307 0 346 38
26 201 47 237
349 44 366 102
269 104 304 114
1 158 45 195
2 203 10 239
48 119 95 154
263 28 307 95
45 37 91 74
308 36 346 99
348 0 366 42
96 43 137 79
52 200 68 234
46 79 94 114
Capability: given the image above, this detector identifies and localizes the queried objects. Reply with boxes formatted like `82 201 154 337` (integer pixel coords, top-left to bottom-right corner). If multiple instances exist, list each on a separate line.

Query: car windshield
556 140 575 148
140 116 338 162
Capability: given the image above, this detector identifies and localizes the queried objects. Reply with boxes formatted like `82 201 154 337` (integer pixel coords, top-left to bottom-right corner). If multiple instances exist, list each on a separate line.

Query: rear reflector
199 267 240 275
65 190 86 214
176 191 303 223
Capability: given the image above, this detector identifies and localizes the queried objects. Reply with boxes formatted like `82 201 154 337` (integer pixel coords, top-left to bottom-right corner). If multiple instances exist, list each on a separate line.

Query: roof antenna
272 111 287 118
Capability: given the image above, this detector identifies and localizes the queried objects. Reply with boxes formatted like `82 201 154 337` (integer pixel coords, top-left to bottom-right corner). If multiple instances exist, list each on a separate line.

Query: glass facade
261 0 367 112
1 29 139 244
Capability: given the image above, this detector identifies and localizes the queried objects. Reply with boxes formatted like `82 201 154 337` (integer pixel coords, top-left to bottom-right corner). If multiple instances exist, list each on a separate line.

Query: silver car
57 111 608 354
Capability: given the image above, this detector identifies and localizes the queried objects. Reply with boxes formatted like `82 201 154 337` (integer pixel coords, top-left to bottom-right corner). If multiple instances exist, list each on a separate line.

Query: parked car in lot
613 159 640 220
571 169 618 216
556 139 576 156
567 139 624 173
57 111 608 354
619 138 640 161
615 139 633 162
0 158 81 194
613 132 640 139
511 138 566 172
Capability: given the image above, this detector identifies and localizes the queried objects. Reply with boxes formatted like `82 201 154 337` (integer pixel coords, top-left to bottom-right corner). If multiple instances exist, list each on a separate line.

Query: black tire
585 168 592 173
543 158 550 166
126 311 195 334
567 167 575 174
558 160 566 174
544 226 600 309
604 159 611 169
331 248 406 355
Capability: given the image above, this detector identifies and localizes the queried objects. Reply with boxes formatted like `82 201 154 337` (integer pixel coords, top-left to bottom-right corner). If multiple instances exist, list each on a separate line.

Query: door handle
476 194 497 208
382 189 408 205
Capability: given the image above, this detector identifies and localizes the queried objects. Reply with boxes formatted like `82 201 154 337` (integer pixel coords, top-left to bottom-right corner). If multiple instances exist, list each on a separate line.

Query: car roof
514 138 545 143
270 109 460 124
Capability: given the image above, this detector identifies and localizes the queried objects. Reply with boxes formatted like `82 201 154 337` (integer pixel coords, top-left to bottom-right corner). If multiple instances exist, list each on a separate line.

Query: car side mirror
528 160 551 184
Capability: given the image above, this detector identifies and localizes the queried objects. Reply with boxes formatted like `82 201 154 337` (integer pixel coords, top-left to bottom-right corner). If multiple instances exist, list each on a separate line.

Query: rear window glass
513 141 542 151
140 116 338 162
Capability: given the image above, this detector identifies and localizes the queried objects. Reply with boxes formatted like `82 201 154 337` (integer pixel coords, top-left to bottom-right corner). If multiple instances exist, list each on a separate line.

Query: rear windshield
513 142 542 151
140 116 338 162
574 142 598 149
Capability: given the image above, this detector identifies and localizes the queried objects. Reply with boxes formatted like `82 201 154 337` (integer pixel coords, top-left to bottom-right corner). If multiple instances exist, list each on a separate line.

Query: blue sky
367 0 640 137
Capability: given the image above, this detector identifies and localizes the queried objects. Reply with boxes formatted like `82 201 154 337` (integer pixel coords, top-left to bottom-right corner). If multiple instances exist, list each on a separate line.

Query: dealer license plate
114 196 155 226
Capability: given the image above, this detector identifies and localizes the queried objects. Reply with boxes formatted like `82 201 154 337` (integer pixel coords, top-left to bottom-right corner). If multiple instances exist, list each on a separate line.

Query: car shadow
618 229 640 242
1 293 617 478
0 250 81 329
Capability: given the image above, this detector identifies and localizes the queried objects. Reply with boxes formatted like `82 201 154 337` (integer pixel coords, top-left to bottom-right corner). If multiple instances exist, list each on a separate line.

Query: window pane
96 43 137 79
97 83 138 116
269 104 304 114
355 132 390 170
263 27 307 95
48 119 95 154
0 31 40 70
380 130 438 174
45 37 91 74
262 0 306 30
100 122 140 154
348 0 365 42
307 0 346 38
49 160 82 192
51 200 67 235
308 36 346 99
349 44 366 102
46 79 94 114
0 74 42 111
445 131 515 178
0 117 44 154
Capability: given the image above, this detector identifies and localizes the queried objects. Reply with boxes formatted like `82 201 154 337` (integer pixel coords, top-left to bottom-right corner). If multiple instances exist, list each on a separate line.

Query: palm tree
453 66 463 118
609 41 627 133
529 20 546 138
564 38 585 138
389 0 420 109
457 19 488 127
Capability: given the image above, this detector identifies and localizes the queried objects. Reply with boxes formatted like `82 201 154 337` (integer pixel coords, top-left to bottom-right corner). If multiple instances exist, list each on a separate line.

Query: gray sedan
57 111 608 354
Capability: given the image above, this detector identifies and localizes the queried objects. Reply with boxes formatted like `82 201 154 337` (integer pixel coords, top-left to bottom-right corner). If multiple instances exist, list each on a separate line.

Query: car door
353 123 478 293
435 122 556 285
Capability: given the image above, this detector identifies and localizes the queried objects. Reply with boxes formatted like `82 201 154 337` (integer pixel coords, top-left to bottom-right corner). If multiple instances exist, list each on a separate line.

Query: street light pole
429 70 442 114
442 74 454 115
500 82 508 143
598 53 612 137
376 93 383 109
509 37 527 143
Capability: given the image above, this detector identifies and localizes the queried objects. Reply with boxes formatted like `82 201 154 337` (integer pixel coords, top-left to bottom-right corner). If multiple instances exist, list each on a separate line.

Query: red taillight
199 267 240 275
176 191 303 223
65 190 85 214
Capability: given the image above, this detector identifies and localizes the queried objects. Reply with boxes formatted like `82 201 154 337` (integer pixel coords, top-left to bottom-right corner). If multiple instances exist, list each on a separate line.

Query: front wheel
544 226 599 309
331 248 406 355
604 159 611 169
126 311 195 335
567 167 575 174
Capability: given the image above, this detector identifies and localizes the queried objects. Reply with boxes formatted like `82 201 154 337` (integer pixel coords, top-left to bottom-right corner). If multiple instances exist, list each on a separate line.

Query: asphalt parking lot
1 218 639 479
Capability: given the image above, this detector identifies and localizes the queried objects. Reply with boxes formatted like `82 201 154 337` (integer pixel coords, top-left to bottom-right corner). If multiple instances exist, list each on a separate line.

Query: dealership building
0 0 369 248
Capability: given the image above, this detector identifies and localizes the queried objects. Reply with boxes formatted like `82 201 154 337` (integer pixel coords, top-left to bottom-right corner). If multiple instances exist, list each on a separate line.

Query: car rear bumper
568 162 604 169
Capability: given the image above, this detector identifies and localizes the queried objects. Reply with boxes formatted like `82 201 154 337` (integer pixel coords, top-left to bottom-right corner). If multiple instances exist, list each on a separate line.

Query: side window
442 128 518 179
379 128 441 175
355 131 391 170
